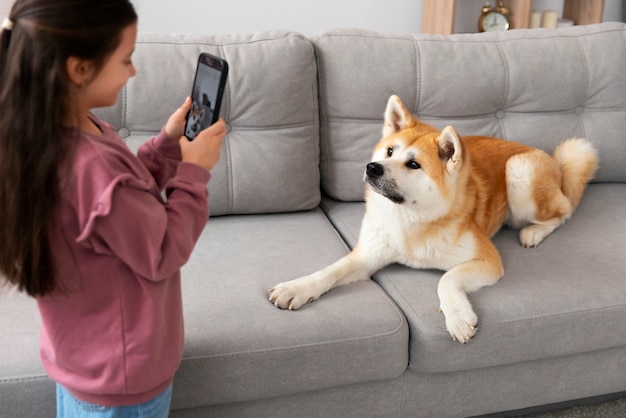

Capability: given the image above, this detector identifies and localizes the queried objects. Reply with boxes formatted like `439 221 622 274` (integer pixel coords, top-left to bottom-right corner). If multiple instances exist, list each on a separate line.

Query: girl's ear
65 57 93 88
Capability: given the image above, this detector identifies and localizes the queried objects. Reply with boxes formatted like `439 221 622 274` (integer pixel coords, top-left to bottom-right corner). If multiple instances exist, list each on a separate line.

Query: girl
0 1 226 416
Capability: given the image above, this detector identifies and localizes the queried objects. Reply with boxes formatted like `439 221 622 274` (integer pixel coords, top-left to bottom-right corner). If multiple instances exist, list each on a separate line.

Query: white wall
0 0 622 35
131 0 424 34
0 1 12 18
131 0 623 35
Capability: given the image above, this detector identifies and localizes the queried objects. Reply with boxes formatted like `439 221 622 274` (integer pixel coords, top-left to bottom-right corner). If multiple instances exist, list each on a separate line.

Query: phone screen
184 53 228 140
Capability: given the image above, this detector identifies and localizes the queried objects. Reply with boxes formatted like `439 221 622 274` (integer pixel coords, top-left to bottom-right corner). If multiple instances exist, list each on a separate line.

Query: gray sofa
1 22 625 417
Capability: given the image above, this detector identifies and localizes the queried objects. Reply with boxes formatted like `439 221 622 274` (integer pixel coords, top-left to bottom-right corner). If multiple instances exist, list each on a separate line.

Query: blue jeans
56 383 172 418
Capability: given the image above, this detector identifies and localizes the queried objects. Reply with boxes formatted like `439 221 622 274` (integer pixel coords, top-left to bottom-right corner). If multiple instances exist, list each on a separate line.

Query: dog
184 100 206 139
269 95 598 343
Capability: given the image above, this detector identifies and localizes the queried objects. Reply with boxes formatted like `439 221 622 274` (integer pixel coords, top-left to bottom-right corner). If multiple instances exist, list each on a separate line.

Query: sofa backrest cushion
94 31 320 216
315 23 626 201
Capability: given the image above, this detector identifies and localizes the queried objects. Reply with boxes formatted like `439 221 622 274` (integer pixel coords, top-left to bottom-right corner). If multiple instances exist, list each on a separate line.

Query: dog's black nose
366 162 384 178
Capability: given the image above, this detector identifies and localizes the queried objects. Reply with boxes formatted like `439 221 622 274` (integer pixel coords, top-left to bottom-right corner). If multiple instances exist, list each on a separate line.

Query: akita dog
269 95 598 343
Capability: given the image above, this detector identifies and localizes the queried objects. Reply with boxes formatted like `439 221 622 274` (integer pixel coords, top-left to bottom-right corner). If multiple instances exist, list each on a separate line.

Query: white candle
542 10 558 28
530 11 541 28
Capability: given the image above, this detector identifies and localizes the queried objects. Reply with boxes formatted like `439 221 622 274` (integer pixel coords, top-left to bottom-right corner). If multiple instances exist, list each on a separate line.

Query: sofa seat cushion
172 209 408 409
321 183 626 373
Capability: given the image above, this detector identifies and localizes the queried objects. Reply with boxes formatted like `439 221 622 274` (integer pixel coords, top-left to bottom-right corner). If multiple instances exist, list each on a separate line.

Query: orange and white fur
269 95 598 343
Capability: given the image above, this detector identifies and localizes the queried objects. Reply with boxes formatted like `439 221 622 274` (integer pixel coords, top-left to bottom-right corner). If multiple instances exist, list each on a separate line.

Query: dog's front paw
268 277 319 310
438 296 478 344
519 224 551 248
441 307 478 344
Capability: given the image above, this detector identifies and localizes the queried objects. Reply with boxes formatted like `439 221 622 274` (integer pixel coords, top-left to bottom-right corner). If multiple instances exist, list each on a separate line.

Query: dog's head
364 95 468 220
189 102 205 123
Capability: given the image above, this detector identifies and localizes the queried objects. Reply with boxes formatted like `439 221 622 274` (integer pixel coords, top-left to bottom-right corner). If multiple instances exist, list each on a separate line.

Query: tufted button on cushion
118 127 130 138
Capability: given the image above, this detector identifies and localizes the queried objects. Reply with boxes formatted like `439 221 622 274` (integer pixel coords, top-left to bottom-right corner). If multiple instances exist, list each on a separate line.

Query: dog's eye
406 160 421 170
387 147 393 157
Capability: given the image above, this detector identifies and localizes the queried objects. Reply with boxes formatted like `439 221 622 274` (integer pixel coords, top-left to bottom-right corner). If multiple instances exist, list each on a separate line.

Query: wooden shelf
563 0 605 25
421 0 605 35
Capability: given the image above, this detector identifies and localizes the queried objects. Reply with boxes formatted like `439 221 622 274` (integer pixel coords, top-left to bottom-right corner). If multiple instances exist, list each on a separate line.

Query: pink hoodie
37 115 210 406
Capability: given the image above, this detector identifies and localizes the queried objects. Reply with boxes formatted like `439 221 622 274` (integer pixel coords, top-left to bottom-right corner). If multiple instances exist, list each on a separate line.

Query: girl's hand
179 119 226 172
165 97 193 139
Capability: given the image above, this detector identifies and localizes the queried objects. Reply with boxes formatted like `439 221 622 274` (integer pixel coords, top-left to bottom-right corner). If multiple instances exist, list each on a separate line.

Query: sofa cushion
321 184 626 373
314 23 626 201
94 31 320 216
172 209 408 409
0 209 408 414
0 289 53 416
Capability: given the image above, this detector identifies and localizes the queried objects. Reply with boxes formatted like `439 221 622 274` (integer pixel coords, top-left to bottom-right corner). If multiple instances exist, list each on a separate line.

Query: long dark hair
0 0 137 297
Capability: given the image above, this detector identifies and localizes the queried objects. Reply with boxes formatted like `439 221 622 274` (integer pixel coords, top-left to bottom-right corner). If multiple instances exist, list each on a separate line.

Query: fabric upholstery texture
173 210 408 408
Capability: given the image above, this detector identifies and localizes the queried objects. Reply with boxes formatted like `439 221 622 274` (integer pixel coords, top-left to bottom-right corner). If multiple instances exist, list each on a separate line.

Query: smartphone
184 53 229 140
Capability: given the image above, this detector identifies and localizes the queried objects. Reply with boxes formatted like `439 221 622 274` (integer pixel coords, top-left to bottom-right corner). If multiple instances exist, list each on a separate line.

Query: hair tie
2 18 14 31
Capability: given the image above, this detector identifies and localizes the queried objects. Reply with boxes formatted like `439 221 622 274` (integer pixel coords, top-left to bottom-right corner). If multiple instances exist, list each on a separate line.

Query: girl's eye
406 160 421 170
387 147 393 157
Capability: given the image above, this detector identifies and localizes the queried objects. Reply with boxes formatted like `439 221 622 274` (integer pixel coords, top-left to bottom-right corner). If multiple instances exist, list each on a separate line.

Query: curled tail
553 138 599 210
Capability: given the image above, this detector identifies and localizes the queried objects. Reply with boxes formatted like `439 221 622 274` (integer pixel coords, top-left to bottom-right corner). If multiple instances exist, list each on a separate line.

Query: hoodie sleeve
137 128 183 190
77 162 211 281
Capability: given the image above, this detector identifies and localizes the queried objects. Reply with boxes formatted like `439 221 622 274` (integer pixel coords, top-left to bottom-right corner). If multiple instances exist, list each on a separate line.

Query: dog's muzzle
364 162 405 204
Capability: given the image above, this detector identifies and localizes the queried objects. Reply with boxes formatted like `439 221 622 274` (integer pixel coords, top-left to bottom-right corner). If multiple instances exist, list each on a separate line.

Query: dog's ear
383 95 416 137
438 126 464 173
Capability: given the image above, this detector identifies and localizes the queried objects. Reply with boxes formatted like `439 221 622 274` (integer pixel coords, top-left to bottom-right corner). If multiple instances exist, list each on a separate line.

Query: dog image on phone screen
269 95 598 344
184 101 205 139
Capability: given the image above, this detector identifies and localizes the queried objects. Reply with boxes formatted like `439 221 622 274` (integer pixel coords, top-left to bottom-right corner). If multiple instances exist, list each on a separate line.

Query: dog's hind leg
269 243 391 310
507 140 598 248
437 238 503 343
506 150 572 248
